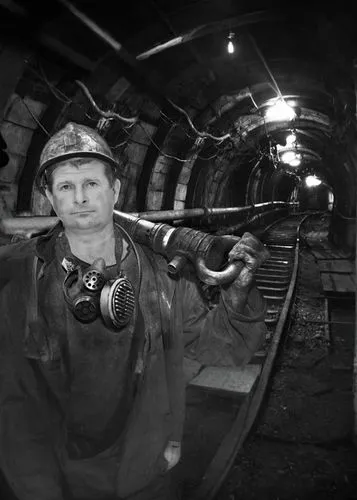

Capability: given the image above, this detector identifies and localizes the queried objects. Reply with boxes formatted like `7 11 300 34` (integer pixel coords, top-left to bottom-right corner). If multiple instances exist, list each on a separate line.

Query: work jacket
0 222 267 500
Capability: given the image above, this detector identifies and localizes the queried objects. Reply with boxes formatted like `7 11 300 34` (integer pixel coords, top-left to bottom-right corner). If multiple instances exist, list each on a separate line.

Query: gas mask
63 257 136 329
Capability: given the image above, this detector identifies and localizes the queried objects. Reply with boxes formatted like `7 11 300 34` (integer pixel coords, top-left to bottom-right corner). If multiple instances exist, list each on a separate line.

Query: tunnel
0 2 357 500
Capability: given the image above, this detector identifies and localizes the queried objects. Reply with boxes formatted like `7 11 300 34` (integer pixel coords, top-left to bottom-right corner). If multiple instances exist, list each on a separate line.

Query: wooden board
189 364 261 396
311 249 350 260
317 260 355 273
320 272 355 294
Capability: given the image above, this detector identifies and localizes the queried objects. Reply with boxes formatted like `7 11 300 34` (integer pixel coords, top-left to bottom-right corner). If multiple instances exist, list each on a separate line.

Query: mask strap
24 256 44 359
113 226 123 277
114 222 142 295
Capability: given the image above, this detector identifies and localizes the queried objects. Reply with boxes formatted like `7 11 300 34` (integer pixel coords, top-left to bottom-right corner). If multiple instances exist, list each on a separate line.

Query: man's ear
45 187 54 208
113 178 121 204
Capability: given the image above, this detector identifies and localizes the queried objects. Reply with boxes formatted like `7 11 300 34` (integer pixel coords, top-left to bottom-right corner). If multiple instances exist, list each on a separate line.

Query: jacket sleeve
0 271 65 499
181 272 267 367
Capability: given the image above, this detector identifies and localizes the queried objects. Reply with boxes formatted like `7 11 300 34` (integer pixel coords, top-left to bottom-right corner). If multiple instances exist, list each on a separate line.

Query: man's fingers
228 232 270 269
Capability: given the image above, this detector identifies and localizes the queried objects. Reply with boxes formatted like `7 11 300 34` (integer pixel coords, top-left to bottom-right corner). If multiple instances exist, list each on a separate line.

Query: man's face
45 159 120 233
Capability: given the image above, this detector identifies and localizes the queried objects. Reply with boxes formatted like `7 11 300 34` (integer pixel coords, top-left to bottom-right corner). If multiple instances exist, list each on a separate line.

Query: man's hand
163 440 181 471
228 232 270 288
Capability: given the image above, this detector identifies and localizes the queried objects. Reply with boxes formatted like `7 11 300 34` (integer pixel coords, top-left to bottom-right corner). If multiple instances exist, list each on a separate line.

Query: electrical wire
197 152 220 161
20 98 50 137
38 62 72 104
333 206 356 220
26 61 100 123
248 34 282 100
112 139 129 150
160 109 197 140
75 80 138 124
137 123 200 163
248 91 259 109
25 62 235 160
168 98 231 142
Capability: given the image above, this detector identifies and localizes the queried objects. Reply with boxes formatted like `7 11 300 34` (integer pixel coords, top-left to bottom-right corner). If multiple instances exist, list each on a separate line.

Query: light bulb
305 175 321 187
289 157 301 167
227 40 235 54
281 151 301 166
281 151 296 164
286 132 296 146
265 99 296 122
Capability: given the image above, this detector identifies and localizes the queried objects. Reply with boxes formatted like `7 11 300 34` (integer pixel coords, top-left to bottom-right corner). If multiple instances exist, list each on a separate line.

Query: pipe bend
195 257 244 286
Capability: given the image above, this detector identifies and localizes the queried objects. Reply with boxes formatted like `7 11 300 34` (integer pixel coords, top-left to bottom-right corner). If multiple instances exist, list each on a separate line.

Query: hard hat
36 122 118 193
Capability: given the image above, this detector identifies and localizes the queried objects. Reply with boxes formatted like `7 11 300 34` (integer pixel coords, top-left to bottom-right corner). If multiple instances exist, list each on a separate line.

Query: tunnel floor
213 217 357 500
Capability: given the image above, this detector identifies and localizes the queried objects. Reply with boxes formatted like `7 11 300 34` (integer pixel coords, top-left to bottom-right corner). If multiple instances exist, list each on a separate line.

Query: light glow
265 99 296 122
305 175 322 187
280 151 302 166
289 157 301 167
286 132 296 145
227 40 234 54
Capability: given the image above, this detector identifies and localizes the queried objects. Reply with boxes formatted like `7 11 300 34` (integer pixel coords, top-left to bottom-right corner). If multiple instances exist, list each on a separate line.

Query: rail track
179 212 313 500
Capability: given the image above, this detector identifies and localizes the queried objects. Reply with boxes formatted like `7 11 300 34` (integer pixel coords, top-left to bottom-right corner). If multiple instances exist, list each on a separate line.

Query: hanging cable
38 62 72 104
167 99 231 142
248 34 282 99
248 90 259 109
137 123 202 163
20 99 50 137
75 80 138 124
160 109 197 140
112 139 129 150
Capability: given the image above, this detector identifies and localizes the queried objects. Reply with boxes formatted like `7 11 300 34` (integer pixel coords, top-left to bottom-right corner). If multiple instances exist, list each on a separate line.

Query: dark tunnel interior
0 1 356 253
0 3 357 500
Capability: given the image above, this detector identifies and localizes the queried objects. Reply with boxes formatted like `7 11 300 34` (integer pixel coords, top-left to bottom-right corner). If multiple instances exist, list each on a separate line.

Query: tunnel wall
329 213 356 255
298 184 331 211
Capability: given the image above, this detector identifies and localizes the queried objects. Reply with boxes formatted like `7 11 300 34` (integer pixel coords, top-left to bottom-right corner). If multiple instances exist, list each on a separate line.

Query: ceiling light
265 99 296 122
285 132 296 146
281 151 296 164
227 32 235 54
280 151 302 166
289 157 301 167
305 175 322 187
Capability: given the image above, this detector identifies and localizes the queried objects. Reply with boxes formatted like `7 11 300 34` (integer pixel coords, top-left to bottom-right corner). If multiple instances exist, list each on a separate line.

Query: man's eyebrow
55 177 102 186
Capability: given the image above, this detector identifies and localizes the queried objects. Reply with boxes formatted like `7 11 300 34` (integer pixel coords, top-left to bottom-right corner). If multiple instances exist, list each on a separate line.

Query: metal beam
38 33 96 72
0 2 96 73
136 11 280 60
57 0 173 114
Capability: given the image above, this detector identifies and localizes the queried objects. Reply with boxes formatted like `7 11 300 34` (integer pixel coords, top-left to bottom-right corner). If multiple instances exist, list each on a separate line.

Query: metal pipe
214 208 289 236
131 202 293 221
0 202 297 235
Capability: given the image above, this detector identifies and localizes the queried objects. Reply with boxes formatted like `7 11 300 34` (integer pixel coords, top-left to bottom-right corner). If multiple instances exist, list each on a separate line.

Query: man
0 122 269 500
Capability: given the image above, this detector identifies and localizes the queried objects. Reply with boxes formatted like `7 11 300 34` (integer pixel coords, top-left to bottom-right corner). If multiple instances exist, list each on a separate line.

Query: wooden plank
318 260 355 273
183 357 202 384
189 364 261 396
321 272 355 293
311 249 335 259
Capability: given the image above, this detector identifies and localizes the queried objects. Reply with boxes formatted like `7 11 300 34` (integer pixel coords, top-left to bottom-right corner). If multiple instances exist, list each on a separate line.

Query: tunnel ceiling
1 1 357 214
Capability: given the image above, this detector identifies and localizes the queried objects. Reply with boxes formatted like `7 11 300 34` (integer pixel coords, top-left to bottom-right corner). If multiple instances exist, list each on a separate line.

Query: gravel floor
216 216 357 500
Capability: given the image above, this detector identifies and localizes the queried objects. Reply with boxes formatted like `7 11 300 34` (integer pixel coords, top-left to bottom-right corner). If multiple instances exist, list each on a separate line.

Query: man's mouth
72 211 94 215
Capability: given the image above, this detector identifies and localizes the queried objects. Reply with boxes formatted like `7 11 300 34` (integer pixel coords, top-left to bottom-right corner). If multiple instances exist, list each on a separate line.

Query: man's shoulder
136 243 168 271
0 237 38 262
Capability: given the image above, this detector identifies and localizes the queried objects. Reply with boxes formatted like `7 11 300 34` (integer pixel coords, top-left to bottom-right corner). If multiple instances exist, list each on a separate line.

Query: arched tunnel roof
0 1 357 219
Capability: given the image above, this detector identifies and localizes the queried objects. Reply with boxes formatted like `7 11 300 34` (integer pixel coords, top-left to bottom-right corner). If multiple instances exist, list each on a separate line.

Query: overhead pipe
0 202 296 285
0 202 297 236
214 207 290 236
130 201 293 221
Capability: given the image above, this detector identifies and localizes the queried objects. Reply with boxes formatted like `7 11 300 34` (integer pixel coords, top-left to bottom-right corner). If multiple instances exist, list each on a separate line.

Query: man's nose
73 186 88 204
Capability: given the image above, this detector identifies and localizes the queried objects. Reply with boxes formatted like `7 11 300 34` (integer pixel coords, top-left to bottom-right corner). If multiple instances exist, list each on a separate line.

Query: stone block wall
0 94 47 216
